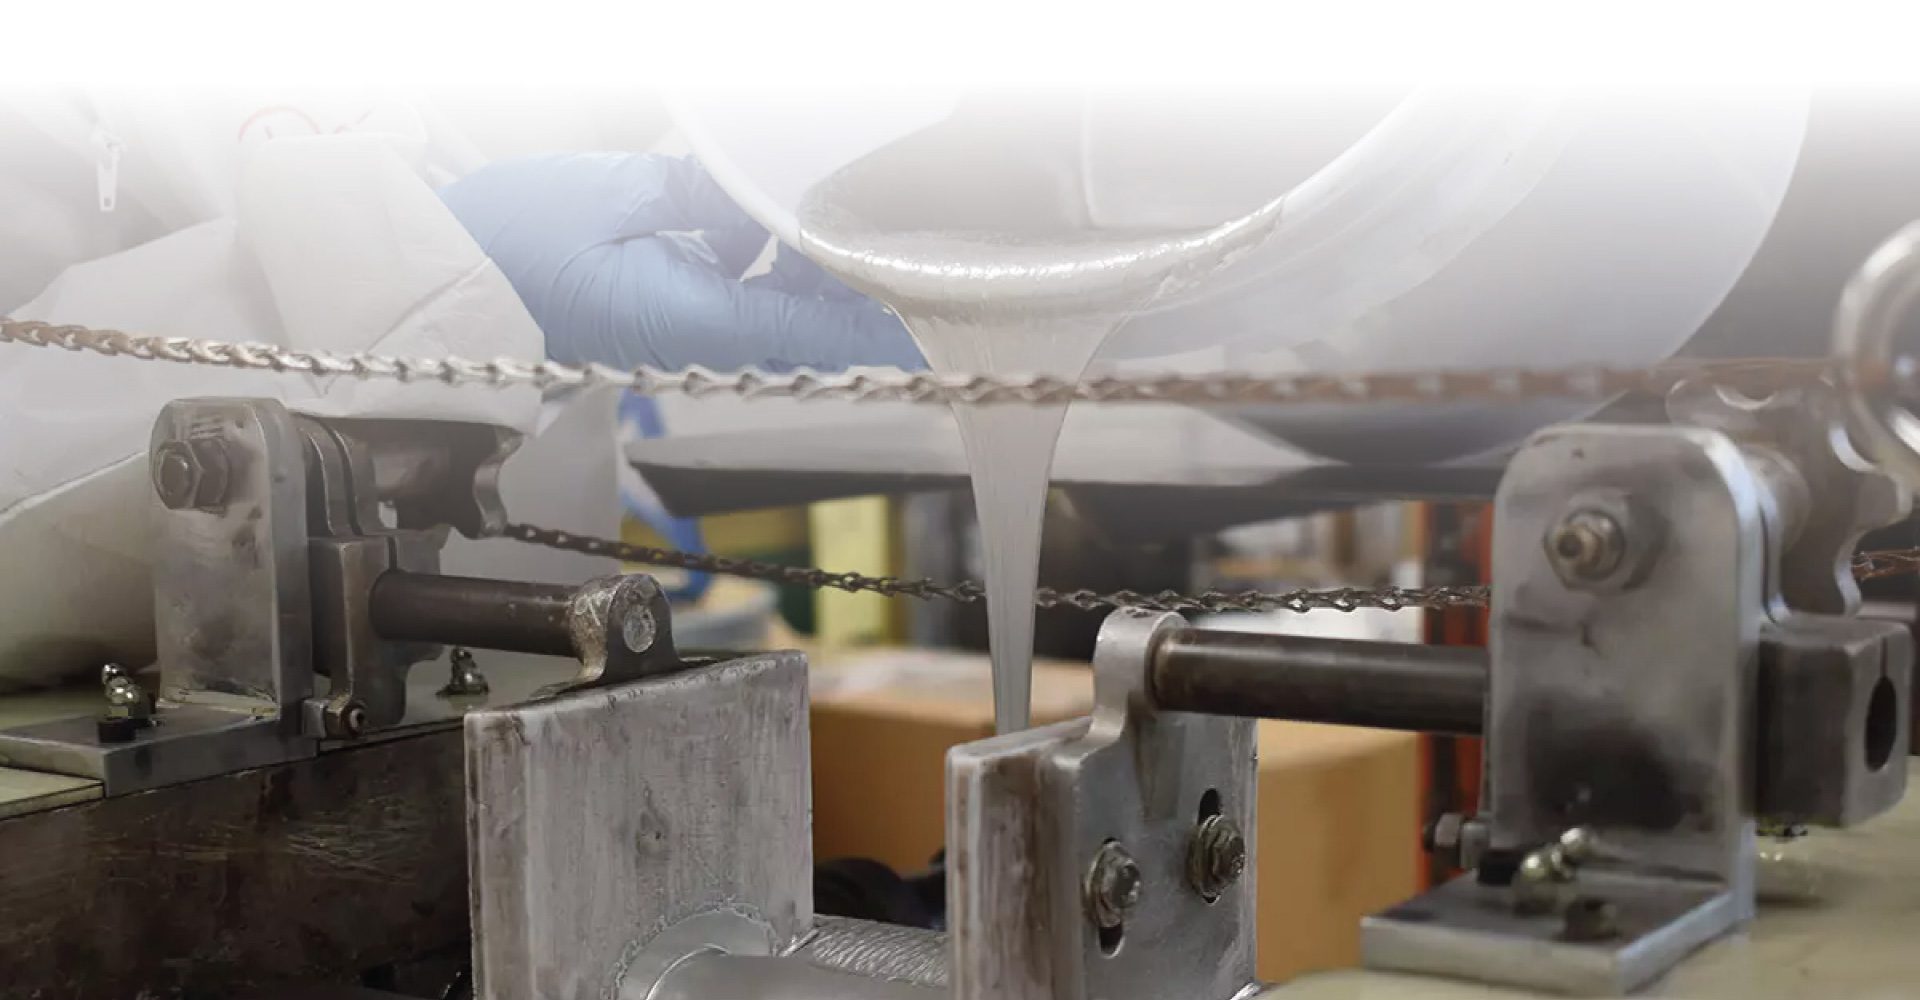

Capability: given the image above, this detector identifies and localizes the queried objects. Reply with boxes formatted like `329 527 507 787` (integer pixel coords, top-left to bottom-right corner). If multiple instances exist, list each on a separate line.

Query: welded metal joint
559 574 680 691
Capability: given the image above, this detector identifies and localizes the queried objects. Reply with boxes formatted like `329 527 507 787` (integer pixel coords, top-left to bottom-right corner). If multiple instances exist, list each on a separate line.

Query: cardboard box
808 647 1423 982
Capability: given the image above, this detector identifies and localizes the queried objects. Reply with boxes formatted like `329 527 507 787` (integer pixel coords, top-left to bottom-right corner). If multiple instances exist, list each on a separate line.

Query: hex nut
1545 509 1624 582
151 438 232 511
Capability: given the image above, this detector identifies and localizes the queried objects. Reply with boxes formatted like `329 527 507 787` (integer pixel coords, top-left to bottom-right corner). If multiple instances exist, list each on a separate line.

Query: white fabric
0 95 620 689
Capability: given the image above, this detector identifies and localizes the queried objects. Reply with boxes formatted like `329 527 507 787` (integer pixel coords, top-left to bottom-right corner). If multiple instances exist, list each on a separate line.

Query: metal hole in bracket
1865 677 1898 771
1198 788 1222 823
1097 922 1124 957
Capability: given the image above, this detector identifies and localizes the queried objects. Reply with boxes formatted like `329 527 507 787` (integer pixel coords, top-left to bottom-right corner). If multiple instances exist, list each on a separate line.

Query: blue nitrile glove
439 152 924 372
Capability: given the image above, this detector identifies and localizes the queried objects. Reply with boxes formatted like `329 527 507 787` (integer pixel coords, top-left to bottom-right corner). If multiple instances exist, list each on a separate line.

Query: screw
1557 826 1598 863
103 675 142 709
1561 895 1620 942
99 662 153 724
1545 509 1625 582
439 647 491 698
1512 841 1579 914
1084 841 1143 930
151 438 232 511
1187 813 1248 901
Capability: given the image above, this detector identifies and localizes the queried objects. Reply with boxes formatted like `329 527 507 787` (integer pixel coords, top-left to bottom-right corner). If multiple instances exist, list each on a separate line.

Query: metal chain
11 314 1920 612
510 522 1920 613
0 316 1852 407
503 523 1494 613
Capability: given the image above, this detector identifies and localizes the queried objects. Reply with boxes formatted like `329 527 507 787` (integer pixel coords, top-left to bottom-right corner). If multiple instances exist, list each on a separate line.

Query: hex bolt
1561 895 1621 942
325 699 370 738
439 647 491 698
152 442 198 509
1424 812 1464 854
102 674 143 711
151 438 232 511
1545 509 1626 583
99 662 154 724
1083 841 1144 930
1187 813 1248 901
1424 812 1492 871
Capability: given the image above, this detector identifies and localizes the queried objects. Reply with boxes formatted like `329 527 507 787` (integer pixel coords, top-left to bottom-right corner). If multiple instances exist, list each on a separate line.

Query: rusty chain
8 315 1920 614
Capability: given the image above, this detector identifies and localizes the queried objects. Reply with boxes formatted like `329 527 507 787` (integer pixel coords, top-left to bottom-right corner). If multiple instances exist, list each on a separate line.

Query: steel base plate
1361 871 1739 996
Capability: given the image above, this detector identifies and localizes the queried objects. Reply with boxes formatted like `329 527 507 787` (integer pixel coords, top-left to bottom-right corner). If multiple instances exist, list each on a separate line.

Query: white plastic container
671 87 1808 460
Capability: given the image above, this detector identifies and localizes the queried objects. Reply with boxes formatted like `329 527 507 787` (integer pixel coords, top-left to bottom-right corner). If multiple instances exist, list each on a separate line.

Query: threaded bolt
1187 813 1247 901
1084 841 1143 930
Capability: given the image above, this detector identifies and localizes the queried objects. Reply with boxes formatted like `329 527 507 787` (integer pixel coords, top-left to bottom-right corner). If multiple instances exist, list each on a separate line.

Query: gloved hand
439 153 923 372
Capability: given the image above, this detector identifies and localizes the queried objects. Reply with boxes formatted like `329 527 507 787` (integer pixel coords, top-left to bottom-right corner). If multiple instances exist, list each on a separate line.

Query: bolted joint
151 437 232 511
439 647 491 698
1083 841 1143 930
1545 509 1624 581
1511 827 1595 914
1424 812 1491 871
1187 813 1248 901
323 698 370 739
1542 491 1662 591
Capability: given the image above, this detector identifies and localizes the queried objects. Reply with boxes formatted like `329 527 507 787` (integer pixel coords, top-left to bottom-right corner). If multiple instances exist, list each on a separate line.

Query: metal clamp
1365 424 1771 996
946 609 1257 1000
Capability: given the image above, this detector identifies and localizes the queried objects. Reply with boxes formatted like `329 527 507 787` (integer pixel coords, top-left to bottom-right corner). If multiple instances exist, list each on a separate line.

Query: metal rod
368 572 576 658
646 954 943 1000
791 917 948 989
1150 628 1487 735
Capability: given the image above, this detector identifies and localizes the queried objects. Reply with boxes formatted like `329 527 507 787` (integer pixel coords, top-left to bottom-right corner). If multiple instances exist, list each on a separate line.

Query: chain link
0 316 1852 408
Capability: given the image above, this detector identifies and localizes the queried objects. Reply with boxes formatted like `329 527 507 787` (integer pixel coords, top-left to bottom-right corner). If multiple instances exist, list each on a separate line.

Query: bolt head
1517 850 1555 885
1084 842 1143 929
1545 509 1625 582
326 700 370 738
1426 812 1465 854
1208 825 1247 883
152 442 200 510
1558 826 1597 862
1188 814 1248 900
151 438 232 511
104 676 142 708
621 605 657 654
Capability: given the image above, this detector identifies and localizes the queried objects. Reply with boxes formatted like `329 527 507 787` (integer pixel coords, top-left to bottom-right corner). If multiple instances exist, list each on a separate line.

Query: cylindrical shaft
1151 628 1487 735
648 954 943 1000
791 917 948 989
368 572 576 658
